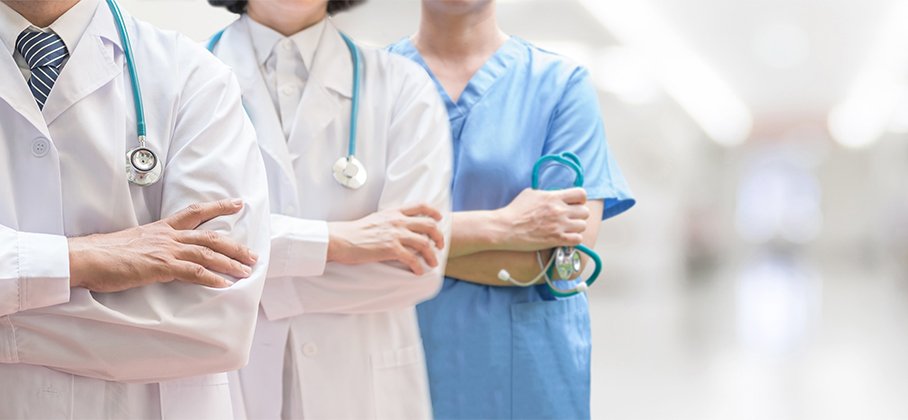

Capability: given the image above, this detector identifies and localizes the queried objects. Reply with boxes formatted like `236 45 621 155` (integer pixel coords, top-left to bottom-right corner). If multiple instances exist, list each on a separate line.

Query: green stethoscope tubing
532 153 603 298
206 27 361 158
106 0 146 139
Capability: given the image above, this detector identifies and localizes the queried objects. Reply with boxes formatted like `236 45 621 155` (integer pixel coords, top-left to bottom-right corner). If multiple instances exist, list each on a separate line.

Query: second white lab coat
210 18 452 419
0 4 270 419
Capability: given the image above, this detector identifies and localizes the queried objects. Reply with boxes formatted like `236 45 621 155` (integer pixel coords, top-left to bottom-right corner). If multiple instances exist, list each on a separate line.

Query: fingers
561 233 584 247
169 261 232 289
399 232 439 269
565 205 591 222
563 219 588 234
400 203 443 221
394 244 426 275
178 230 258 266
404 218 445 249
178 244 252 279
557 188 588 205
165 199 244 230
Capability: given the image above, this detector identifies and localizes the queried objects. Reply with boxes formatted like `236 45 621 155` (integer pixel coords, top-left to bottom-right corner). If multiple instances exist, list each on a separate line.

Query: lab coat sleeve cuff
268 214 329 279
17 231 71 311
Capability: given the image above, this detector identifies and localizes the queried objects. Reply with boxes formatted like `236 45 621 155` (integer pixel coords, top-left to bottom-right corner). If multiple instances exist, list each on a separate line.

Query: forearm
449 210 511 258
446 249 551 286
263 257 445 318
447 200 606 286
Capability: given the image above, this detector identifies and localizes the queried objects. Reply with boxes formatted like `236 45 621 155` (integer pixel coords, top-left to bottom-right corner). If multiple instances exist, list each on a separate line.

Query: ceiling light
578 0 753 146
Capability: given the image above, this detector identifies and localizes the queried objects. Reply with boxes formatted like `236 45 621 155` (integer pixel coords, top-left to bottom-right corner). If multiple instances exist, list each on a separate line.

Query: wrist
326 222 348 263
484 209 515 250
67 237 86 289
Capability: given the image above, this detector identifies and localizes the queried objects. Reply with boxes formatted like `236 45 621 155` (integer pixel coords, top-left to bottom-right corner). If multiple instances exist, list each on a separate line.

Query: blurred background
120 0 908 418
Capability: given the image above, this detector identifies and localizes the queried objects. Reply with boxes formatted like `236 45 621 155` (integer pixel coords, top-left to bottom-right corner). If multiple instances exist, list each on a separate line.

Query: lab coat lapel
42 2 123 127
287 21 350 152
220 19 297 190
0 46 50 138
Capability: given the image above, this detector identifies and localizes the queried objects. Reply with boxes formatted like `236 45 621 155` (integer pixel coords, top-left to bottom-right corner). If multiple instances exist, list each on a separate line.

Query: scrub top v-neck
389 37 635 420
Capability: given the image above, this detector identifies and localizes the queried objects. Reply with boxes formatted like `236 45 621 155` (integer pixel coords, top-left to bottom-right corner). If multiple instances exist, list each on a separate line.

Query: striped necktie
15 29 69 110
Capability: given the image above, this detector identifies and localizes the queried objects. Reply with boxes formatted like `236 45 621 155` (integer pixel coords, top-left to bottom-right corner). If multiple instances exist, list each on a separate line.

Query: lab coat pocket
159 372 233 420
371 344 432 420
511 296 591 419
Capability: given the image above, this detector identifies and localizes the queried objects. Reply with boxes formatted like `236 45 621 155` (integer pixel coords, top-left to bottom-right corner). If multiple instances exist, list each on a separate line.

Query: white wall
119 0 236 41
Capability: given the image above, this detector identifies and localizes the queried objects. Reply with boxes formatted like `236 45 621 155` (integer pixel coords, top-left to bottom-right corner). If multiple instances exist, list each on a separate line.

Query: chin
424 0 494 16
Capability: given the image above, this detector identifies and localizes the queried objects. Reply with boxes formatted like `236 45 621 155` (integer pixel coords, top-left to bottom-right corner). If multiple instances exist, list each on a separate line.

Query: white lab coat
210 18 452 419
0 4 270 419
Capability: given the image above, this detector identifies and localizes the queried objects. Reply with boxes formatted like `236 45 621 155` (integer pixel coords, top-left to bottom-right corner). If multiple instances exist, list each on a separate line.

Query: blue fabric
16 30 68 110
389 37 635 420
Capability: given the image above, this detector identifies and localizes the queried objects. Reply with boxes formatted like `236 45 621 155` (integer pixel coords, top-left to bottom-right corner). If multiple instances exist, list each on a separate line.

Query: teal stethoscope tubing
206 27 361 158
533 153 603 298
106 0 146 139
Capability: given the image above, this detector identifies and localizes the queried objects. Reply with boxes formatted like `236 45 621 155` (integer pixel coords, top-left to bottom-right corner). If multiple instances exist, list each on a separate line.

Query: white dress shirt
0 0 98 80
244 15 325 139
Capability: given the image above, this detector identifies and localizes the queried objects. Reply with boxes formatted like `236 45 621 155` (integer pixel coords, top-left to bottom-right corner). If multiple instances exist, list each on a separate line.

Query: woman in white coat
0 0 270 418
206 0 453 418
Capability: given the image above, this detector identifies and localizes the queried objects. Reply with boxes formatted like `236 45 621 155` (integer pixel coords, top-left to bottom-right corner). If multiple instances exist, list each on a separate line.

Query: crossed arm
445 188 604 286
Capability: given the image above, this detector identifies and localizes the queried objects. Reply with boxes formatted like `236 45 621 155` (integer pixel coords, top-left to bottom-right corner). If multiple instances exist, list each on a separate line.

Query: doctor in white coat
0 0 270 418
206 0 453 418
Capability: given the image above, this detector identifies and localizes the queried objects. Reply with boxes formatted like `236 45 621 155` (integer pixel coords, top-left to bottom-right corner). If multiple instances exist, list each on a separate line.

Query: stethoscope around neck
497 152 603 298
105 0 163 186
207 23 367 190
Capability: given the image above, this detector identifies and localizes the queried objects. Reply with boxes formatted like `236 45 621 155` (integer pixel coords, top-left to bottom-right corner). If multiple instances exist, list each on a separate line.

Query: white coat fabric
210 17 453 420
0 2 271 419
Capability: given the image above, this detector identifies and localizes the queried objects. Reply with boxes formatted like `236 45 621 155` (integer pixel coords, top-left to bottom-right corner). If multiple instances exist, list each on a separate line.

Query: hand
68 199 259 292
327 203 445 275
496 188 590 251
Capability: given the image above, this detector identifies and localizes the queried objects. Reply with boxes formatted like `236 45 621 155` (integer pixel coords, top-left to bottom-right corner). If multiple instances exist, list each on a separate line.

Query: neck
2 0 80 27
246 3 326 37
413 3 506 59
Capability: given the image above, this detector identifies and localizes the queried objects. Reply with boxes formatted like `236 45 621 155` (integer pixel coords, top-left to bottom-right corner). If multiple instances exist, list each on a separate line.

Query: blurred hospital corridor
122 0 908 418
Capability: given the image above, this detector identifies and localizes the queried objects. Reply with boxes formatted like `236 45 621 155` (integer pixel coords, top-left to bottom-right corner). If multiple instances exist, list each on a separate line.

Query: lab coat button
281 86 297 96
282 40 293 51
31 138 50 157
302 343 318 357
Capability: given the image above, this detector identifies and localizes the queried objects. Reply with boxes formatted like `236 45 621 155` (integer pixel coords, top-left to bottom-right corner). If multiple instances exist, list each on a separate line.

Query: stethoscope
496 153 603 298
207 22 367 190
104 0 163 187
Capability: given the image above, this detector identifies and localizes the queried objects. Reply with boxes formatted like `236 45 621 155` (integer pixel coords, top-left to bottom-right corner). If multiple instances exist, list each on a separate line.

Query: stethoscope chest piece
333 155 367 189
554 247 582 279
126 145 161 186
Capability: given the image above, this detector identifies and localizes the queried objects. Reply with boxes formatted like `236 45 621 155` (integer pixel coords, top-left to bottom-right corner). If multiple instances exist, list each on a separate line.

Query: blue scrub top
389 37 635 420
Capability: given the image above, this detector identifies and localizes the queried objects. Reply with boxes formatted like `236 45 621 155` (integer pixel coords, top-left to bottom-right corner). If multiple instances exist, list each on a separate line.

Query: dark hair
208 0 365 15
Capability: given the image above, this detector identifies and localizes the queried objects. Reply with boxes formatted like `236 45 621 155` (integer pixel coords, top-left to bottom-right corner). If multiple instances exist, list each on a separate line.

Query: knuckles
186 203 205 218
203 230 220 244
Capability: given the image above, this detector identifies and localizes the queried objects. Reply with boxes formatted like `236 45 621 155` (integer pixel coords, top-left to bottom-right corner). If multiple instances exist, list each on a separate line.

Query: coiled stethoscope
105 0 163 186
207 23 367 189
497 153 603 298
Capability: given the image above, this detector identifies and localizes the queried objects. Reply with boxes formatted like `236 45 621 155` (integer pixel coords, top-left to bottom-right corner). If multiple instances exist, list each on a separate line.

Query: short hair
207 0 364 15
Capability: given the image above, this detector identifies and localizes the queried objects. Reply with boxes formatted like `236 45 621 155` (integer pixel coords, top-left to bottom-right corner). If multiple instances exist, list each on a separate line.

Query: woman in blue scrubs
389 0 635 418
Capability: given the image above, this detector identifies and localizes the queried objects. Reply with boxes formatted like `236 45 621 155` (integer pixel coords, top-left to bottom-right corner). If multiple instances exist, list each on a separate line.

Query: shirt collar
0 0 99 56
244 14 326 71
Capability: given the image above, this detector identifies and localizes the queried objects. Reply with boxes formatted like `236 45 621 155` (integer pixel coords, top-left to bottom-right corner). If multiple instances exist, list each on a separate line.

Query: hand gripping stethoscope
496 153 603 298
104 0 162 187
207 24 367 189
